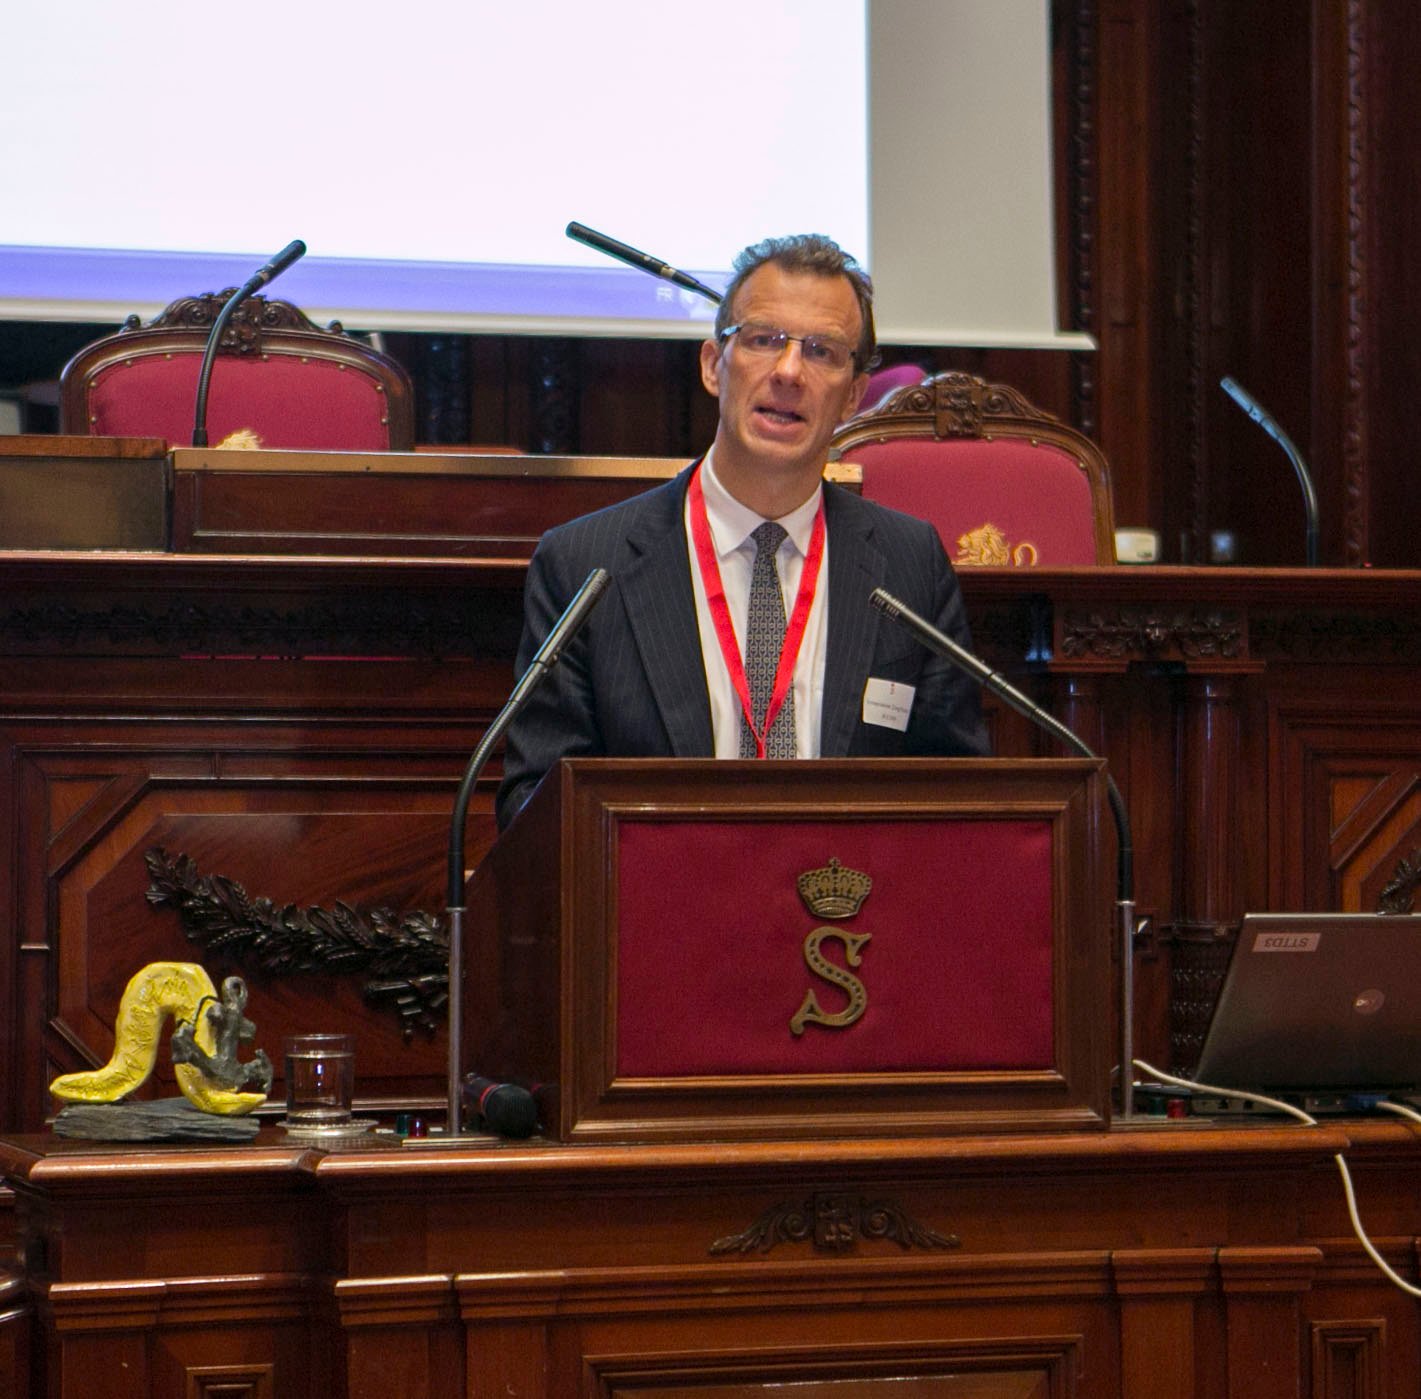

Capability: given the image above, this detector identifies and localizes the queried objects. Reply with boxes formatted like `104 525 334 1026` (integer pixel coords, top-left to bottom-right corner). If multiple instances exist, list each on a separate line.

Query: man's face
699 263 869 486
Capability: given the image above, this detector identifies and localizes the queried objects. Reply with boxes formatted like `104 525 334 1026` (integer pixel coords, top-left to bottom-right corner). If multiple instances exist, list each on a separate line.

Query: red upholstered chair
858 361 928 414
831 371 1116 566
58 290 415 450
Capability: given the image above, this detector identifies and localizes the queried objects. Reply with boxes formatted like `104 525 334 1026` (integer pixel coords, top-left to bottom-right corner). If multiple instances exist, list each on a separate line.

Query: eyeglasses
719 321 858 373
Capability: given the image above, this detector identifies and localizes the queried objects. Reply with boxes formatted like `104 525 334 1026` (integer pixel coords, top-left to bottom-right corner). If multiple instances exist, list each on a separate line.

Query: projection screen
0 0 1088 349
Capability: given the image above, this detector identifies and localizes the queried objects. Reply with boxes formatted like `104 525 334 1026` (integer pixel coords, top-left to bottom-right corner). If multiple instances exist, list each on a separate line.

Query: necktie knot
752 520 787 557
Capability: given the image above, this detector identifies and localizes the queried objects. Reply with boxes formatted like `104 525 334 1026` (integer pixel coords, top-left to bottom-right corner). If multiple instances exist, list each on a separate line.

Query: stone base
53 1098 261 1142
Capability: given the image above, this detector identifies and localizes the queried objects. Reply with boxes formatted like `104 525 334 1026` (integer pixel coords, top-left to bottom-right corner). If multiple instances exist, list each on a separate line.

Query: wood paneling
3 1123 1419 1398
4 554 1421 1131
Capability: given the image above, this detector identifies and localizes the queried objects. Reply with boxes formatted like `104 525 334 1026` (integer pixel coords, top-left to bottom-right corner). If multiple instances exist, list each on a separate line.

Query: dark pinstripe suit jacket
495 464 989 829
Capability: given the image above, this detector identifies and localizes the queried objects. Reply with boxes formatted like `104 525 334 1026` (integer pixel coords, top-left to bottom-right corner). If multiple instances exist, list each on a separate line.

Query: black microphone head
244 240 308 293
462 1074 538 1137
868 587 899 618
266 238 307 277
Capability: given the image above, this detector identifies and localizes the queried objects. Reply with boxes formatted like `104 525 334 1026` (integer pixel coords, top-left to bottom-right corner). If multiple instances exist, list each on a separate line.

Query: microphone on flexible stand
191 238 308 447
868 587 1139 1118
1219 376 1320 567
565 222 724 305
444 567 612 1138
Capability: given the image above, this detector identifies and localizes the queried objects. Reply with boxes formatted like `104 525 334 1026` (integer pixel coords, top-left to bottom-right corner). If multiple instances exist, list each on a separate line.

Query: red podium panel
464 758 1110 1142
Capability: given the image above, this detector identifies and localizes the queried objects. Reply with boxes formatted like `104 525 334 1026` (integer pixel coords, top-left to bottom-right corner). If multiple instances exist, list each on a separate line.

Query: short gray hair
715 233 878 371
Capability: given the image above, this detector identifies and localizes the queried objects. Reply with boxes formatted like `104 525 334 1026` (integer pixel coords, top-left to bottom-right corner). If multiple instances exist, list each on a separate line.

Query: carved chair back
831 371 1116 566
59 291 415 451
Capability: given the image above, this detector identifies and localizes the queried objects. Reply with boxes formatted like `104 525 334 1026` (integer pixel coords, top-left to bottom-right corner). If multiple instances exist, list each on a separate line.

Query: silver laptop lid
1193 913 1421 1091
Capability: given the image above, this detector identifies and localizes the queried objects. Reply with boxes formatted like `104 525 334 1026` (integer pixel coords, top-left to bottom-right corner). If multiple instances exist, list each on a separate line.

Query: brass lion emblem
955 522 1040 567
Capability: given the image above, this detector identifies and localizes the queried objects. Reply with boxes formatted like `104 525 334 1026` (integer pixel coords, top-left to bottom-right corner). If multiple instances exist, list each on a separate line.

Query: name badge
862 677 914 732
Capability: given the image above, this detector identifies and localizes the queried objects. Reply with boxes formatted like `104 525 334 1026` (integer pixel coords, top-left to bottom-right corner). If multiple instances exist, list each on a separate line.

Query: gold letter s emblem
790 928 872 1036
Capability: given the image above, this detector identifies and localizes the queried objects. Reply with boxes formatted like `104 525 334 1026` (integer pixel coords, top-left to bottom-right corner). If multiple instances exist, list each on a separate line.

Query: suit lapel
619 467 715 755
820 487 885 757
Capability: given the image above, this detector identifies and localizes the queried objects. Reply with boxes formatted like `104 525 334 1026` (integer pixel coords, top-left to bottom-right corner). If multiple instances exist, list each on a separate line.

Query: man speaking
496 233 988 829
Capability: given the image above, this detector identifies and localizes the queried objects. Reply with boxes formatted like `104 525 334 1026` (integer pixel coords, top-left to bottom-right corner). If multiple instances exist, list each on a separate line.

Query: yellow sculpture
49 961 269 1116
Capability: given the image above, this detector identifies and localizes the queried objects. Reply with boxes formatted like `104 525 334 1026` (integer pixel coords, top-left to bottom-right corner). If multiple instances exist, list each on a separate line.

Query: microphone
566 222 723 305
1219 376 1320 567
443 567 612 1136
243 238 308 293
462 1074 539 1138
869 586 1139 1117
191 239 308 447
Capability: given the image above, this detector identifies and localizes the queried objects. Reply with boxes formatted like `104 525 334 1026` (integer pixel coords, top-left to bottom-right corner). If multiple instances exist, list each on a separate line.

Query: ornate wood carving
122 290 344 353
1341 0 1370 568
1378 849 1421 914
531 338 579 455
1059 606 1245 663
144 848 448 1041
1250 610 1421 663
710 1193 959 1256
864 373 1069 442
1065 0 1099 436
417 336 471 445
1168 922 1237 1072
1182 0 1206 562
0 592 518 658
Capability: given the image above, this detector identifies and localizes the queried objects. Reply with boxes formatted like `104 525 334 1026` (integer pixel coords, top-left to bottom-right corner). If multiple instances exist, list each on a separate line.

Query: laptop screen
1193 913 1421 1093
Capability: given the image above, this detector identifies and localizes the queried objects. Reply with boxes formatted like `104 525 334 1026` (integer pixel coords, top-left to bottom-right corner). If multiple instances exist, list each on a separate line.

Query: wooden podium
464 757 1112 1141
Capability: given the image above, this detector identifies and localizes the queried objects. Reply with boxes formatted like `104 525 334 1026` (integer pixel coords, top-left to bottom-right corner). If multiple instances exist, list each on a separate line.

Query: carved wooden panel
588 1336 1078 1396
1309 1319 1386 1399
605 1383 1053 1399
565 1315 1092 1398
1218 1248 1319 1399
36 1271 324 1399
5 715 496 1130
1111 1249 1213 1399
9 1116 1421 1399
339 1276 466 1399
1267 685 1421 910
184 1364 274 1399
0 1269 28 1399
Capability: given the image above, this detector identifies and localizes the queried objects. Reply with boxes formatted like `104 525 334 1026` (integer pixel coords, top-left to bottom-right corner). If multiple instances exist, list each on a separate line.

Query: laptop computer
1190 912 1421 1113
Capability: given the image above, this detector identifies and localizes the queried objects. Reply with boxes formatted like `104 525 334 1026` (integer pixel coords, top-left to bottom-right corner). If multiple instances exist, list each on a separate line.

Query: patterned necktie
740 520 798 758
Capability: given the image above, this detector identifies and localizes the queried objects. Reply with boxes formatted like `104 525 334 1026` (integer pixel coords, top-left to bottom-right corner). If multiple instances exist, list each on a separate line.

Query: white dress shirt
684 450 829 758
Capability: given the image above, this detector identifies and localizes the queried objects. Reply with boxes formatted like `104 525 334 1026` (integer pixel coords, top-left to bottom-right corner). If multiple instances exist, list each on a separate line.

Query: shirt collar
699 448 823 559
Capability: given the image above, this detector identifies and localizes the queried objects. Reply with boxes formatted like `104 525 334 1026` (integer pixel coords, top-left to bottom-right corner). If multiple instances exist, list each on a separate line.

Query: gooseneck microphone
191 238 308 447
1219 376 1320 567
869 587 1139 1117
444 567 611 1137
566 222 724 305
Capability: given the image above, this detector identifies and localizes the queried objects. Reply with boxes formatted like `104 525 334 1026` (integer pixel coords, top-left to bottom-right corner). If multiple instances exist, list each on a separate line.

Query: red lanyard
687 464 826 758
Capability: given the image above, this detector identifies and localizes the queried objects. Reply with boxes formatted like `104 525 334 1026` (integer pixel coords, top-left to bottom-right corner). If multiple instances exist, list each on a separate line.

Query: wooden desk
3 447 1420 1395
0 435 167 549
3 1121 1419 1397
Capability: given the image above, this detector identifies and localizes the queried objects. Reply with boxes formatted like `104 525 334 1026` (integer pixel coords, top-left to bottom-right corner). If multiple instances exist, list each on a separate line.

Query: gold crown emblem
796 858 872 919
